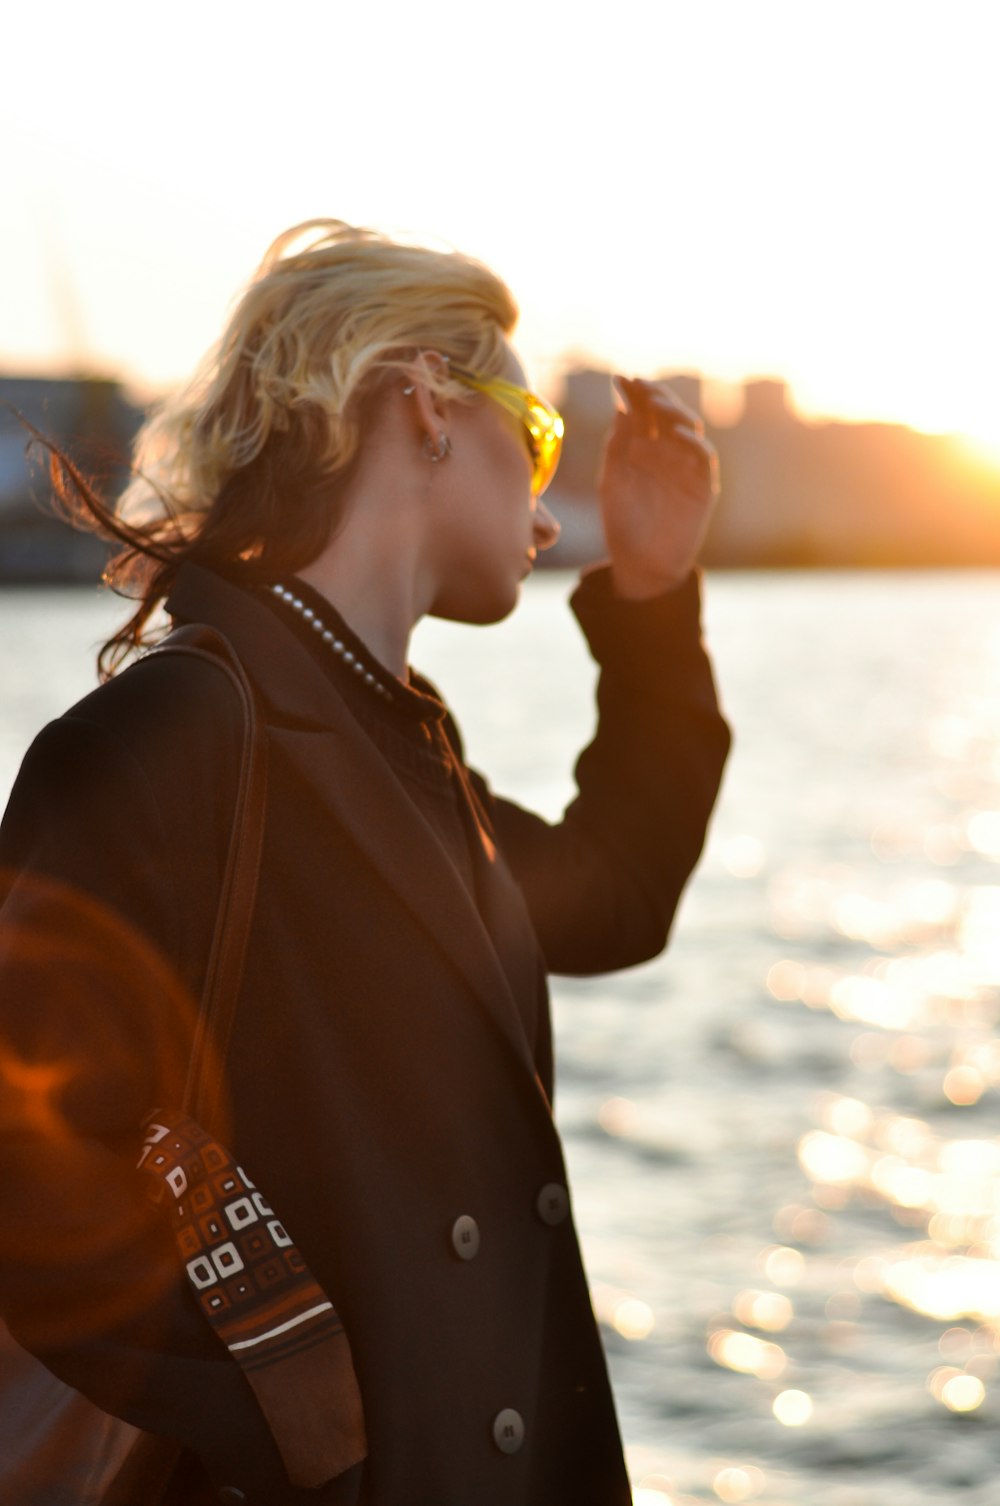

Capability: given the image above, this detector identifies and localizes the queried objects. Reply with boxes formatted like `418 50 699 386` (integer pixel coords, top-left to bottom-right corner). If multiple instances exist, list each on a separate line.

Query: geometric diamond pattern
138 1112 343 1365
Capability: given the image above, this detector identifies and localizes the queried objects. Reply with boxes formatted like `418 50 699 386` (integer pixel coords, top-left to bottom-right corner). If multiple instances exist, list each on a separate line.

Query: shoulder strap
146 624 269 1130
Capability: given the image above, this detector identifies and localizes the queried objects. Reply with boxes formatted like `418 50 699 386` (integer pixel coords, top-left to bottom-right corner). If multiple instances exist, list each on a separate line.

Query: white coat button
451 1214 480 1260
492 1407 525 1454
536 1182 569 1226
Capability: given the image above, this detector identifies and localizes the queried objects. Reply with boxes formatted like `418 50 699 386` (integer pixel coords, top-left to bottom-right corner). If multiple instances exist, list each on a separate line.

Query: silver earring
423 433 451 462
402 384 416 395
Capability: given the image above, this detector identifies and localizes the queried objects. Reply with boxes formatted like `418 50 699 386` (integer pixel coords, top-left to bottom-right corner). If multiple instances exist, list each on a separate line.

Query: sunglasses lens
450 368 563 494
524 400 563 495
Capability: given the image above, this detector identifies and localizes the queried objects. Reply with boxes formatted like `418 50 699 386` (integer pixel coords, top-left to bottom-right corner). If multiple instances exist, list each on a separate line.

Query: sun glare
958 434 1000 474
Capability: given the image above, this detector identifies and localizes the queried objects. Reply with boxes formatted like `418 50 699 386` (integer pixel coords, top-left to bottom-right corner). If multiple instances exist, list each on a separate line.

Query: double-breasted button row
492 1407 525 1454
450 1214 481 1260
535 1181 569 1226
450 1184 568 1259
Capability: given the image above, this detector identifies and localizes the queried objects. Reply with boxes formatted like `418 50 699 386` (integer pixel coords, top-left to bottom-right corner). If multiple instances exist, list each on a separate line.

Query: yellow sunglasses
449 365 564 496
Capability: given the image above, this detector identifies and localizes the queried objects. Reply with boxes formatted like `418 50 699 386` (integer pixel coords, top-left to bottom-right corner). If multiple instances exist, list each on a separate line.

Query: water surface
2 572 999 1505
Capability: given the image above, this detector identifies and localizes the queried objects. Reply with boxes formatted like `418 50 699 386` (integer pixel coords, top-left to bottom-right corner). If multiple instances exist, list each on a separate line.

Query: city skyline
4 361 997 582
3 2 998 449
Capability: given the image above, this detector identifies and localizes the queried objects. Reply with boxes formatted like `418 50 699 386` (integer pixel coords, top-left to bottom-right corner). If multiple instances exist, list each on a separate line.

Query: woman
0 220 730 1504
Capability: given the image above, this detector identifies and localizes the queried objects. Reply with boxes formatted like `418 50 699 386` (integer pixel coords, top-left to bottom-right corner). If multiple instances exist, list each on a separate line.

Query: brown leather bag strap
146 624 269 1129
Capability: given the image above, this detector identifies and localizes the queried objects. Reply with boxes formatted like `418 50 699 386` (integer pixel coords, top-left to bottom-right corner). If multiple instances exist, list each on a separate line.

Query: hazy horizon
3 1 998 451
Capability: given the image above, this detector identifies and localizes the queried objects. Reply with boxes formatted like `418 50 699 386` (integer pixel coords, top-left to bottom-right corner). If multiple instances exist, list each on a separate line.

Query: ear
407 350 452 447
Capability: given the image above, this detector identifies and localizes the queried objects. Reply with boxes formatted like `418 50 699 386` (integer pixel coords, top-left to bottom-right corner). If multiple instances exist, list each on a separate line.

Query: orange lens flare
0 867 211 1345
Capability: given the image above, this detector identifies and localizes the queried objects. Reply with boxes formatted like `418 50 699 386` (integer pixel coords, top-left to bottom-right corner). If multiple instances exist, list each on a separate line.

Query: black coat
0 563 730 1505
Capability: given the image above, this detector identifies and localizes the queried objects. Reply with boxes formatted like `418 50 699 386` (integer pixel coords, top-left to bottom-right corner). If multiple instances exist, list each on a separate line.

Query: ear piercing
423 433 452 462
402 380 450 461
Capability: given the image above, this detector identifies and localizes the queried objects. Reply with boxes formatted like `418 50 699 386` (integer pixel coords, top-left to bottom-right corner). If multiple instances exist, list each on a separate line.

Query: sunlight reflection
768 947 996 1040
772 1389 813 1426
769 870 967 948
765 959 806 1002
943 1065 986 1104
761 1246 805 1286
958 888 1000 984
850 1032 891 1070
767 860 1000 1029
720 835 767 879
799 1130 870 1185
597 1096 639 1136
773 1204 829 1244
967 812 1000 860
884 1254 1000 1324
798 1108 1000 1264
614 1298 656 1341
877 1115 933 1158
870 1156 933 1209
938 1327 974 1360
822 1095 874 1138
731 1290 794 1332
591 1283 655 1341
887 1035 933 1073
707 1328 786 1379
928 1367 987 1412
941 1138 1000 1179
831 975 918 1029
929 715 973 761
825 1290 861 1320
923 824 964 866
712 1465 765 1501
853 1256 890 1294
812 1181 850 1211
634 1483 677 1506
833 893 897 944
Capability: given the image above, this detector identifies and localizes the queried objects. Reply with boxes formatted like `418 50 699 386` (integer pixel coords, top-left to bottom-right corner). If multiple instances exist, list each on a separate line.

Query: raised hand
598 376 720 599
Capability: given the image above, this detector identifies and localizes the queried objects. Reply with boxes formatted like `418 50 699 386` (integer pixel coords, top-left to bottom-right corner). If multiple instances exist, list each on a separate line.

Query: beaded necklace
269 583 394 701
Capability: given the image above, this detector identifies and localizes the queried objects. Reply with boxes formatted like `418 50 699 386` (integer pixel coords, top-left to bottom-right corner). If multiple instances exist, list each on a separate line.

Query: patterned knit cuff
139 1113 367 1489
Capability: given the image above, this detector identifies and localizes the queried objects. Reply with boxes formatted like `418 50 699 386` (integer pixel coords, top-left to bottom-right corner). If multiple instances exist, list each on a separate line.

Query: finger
625 429 720 491
671 425 715 458
637 425 716 470
615 376 704 436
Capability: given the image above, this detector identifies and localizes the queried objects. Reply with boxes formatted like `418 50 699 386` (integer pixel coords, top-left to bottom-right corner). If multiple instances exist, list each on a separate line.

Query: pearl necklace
270 584 394 700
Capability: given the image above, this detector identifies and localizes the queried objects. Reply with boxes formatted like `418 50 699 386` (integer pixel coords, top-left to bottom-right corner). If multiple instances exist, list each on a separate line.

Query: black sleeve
0 672 344 1504
465 567 731 975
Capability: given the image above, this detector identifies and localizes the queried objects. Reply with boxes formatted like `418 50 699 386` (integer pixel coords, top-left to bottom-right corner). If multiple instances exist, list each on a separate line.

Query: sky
3 0 999 442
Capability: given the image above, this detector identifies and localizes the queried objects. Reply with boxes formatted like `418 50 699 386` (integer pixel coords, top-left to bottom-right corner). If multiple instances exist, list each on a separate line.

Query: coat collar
165 563 538 1078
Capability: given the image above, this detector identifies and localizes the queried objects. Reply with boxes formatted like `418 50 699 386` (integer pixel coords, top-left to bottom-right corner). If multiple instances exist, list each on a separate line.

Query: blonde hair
121 219 518 531
56 219 519 675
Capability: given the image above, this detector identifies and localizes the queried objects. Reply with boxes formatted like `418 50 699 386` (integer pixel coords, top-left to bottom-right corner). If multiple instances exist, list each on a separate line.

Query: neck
296 494 432 682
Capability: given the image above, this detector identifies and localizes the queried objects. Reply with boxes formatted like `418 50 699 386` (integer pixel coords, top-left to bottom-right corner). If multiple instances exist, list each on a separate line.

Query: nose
533 500 560 552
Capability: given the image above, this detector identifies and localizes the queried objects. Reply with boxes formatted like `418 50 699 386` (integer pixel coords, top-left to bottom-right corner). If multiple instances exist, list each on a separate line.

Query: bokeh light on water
543 572 999 1505
4 571 1000 1503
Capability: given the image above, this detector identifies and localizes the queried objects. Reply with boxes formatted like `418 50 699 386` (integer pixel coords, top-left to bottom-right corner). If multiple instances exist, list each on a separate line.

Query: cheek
459 409 534 495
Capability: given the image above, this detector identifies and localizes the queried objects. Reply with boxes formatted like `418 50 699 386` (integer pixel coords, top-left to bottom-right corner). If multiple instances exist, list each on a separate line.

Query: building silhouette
0 376 140 581
543 368 1000 569
2 368 998 581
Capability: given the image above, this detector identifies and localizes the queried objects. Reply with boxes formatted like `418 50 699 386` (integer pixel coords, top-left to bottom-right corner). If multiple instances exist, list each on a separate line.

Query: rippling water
2 572 999 1505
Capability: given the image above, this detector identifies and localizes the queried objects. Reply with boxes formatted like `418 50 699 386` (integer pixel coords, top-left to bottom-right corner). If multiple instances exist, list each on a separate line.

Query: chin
431 580 521 626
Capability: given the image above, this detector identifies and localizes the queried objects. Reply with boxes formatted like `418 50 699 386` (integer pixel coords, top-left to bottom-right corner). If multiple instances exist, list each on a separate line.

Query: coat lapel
165 565 537 1077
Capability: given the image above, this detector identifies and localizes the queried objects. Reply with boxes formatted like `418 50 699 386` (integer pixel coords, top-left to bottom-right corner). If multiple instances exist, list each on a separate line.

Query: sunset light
3 1 997 449
4 7 1000 1504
